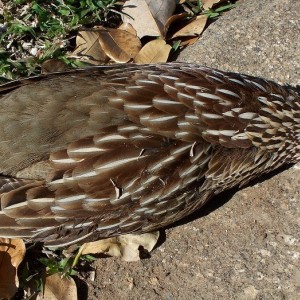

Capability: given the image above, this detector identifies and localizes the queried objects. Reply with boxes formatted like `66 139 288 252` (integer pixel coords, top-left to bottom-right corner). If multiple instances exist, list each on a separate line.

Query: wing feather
0 63 298 245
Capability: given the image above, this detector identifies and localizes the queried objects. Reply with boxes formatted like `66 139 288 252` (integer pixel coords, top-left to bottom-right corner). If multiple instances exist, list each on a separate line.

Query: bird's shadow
155 164 293 248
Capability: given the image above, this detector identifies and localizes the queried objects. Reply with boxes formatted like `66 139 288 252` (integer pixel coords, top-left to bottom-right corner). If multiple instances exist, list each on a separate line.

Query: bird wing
0 63 295 245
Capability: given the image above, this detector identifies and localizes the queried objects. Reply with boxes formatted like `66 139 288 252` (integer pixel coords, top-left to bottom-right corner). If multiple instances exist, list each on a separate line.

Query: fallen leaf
37 274 77 300
81 231 159 262
177 36 200 47
118 232 160 262
164 12 190 36
122 0 176 38
72 28 141 64
203 0 225 10
0 238 26 299
97 27 142 63
118 22 137 36
171 15 208 39
146 0 176 36
81 238 122 258
134 39 171 63
72 30 108 64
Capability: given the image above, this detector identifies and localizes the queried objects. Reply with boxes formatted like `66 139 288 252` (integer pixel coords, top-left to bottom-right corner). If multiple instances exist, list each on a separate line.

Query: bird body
0 63 299 246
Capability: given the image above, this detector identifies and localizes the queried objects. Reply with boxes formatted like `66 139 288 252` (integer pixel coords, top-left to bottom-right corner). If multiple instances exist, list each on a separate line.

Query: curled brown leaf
122 0 176 38
170 15 208 39
37 273 77 300
134 39 171 64
97 27 141 63
80 232 160 262
203 0 225 10
72 27 141 64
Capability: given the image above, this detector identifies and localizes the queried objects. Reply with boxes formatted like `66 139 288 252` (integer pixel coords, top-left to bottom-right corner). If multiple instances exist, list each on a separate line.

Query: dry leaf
81 231 159 262
122 0 176 38
146 0 176 36
177 36 200 47
171 15 208 39
81 238 122 257
97 27 141 63
37 274 77 300
118 22 137 36
72 28 141 64
72 30 108 64
165 12 190 36
134 39 171 63
203 0 224 10
0 238 26 299
118 232 160 261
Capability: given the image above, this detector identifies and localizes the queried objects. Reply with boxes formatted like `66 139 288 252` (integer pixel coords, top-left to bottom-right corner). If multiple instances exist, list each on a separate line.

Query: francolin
0 63 299 246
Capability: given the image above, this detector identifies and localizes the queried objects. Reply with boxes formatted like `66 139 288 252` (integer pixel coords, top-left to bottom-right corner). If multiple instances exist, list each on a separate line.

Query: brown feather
0 63 299 246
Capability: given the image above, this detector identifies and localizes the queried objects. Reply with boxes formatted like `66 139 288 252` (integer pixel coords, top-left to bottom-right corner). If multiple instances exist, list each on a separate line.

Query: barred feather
0 63 299 246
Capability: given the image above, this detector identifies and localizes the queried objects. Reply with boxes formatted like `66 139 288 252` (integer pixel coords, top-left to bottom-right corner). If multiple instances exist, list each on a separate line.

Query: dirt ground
78 164 300 300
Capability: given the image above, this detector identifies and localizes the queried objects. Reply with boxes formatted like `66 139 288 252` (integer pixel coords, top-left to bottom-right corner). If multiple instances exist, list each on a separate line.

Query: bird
0 62 299 247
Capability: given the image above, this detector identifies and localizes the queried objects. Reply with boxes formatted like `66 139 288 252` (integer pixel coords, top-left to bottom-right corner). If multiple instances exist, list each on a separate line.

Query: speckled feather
0 63 299 246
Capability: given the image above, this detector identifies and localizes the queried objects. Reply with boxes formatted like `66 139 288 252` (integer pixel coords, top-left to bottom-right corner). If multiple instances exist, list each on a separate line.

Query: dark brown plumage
0 63 299 247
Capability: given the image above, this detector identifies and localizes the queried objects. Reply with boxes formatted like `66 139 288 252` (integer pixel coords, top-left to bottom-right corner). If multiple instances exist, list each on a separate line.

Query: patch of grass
0 0 122 81
15 243 95 299
203 2 237 18
183 0 237 17
0 0 237 82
